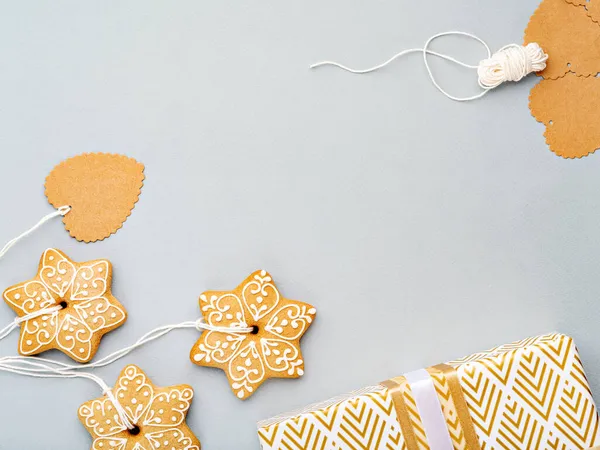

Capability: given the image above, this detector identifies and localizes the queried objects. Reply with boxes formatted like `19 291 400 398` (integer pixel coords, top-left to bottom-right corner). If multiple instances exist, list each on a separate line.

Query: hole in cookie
250 325 259 335
58 301 68 309
128 425 141 436
549 120 553 125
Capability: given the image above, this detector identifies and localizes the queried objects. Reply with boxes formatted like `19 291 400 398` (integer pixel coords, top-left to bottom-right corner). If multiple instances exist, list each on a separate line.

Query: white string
0 306 61 340
310 31 548 102
0 357 136 430
0 318 252 427
196 318 254 334
0 317 252 429
0 205 71 261
103 389 136 430
0 297 252 428
0 318 254 373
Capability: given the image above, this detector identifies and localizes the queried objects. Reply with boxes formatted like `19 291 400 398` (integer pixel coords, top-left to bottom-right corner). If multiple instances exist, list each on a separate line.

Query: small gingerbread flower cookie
2 248 126 362
190 270 316 400
79 365 201 450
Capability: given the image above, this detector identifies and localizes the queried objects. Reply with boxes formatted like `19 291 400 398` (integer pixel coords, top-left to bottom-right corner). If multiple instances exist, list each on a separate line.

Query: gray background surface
0 1 599 449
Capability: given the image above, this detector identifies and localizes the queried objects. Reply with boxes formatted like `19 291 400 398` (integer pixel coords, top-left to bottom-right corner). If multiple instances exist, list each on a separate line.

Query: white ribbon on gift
404 369 454 450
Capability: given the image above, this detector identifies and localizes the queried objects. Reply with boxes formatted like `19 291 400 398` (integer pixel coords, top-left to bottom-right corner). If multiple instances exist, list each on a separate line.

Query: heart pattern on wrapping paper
45 153 145 242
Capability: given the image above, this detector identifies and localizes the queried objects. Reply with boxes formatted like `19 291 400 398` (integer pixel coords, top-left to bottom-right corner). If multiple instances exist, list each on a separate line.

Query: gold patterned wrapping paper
257 333 600 450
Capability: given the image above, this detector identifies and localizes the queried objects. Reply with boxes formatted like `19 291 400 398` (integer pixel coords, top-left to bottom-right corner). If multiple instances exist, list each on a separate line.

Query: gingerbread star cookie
190 270 316 400
2 248 126 362
79 365 201 450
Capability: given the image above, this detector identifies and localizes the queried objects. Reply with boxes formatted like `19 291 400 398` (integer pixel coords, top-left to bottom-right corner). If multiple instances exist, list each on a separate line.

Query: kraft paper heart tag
45 153 145 242
529 73 600 158
524 0 600 79
0 153 145 262
566 0 600 24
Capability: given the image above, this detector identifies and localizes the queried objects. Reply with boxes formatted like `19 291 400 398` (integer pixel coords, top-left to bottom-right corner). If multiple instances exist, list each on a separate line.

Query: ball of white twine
310 32 549 102
477 43 548 89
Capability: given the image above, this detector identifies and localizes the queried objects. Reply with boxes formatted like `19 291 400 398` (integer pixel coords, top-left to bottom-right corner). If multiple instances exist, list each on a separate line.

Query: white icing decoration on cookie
3 281 55 314
143 388 193 428
40 249 76 296
71 261 110 300
145 428 199 449
19 313 59 354
261 338 303 375
242 272 279 321
79 366 200 450
264 303 315 340
74 297 126 333
3 249 126 362
229 341 265 399
200 293 247 328
191 270 316 399
194 331 247 364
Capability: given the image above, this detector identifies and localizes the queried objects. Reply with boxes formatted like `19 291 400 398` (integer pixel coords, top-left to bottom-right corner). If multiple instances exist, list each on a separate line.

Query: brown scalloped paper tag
45 153 145 242
529 73 600 158
566 0 600 24
524 0 600 79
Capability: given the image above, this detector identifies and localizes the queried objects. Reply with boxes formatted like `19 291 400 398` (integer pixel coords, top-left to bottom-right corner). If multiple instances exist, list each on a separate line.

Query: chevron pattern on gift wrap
546 437 574 450
258 386 383 429
572 353 593 396
258 412 333 449
496 399 544 449
553 350 599 448
283 419 329 450
258 390 407 449
459 366 504 438
398 381 430 450
448 334 558 368
428 369 467 449
479 352 515 386
455 334 600 450
258 334 600 450
513 351 561 421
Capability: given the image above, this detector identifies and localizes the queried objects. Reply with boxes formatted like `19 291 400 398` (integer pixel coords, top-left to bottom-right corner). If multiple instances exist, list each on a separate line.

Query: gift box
258 333 600 449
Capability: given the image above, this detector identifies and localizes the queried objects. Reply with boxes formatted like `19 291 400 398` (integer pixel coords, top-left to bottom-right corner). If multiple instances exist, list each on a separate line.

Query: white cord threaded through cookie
0 358 136 430
0 318 254 372
0 306 62 340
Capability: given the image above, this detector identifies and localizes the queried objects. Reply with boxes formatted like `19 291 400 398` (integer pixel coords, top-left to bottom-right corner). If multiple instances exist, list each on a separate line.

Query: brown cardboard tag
45 153 145 242
529 73 600 158
524 0 600 79
566 0 600 24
